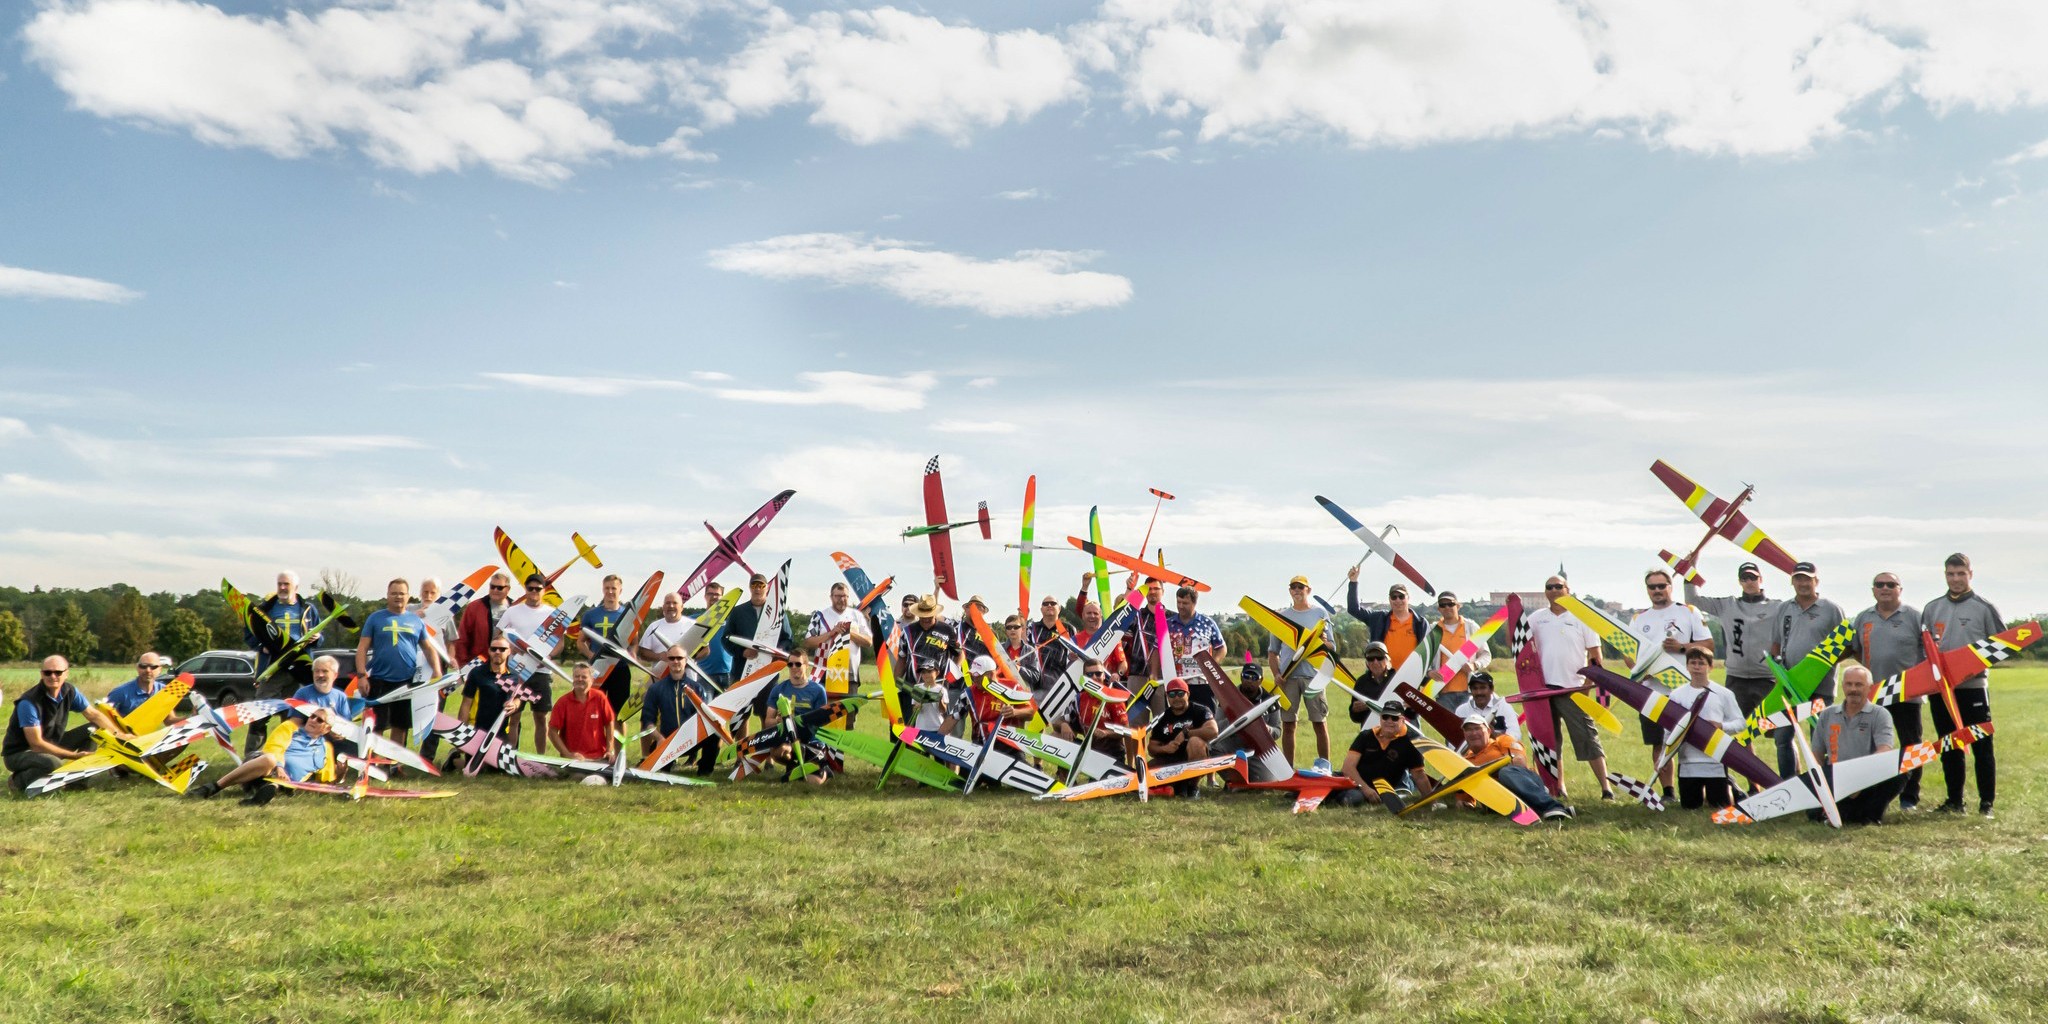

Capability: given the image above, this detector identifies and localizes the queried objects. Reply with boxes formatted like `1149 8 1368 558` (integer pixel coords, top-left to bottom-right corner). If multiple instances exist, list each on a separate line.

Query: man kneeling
187 710 337 805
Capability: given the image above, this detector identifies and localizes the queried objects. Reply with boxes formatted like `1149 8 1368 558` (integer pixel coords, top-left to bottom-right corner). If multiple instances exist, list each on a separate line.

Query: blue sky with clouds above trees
5 0 2048 614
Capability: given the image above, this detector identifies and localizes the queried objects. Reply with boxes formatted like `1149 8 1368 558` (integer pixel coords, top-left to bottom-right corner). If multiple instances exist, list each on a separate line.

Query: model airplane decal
816 725 962 791
673 489 796 603
831 551 895 611
1421 604 1511 699
1649 459 1800 584
1065 536 1209 592
1315 495 1435 596
906 457 988 600
494 528 600 607
1031 603 1137 730
1553 594 1692 696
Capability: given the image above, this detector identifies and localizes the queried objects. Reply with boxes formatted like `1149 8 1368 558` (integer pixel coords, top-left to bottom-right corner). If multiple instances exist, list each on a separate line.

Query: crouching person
188 709 338 806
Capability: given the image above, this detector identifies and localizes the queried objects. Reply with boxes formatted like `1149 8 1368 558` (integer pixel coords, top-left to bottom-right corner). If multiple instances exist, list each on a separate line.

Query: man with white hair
457 572 514 665
245 570 321 756
1810 664 1900 825
290 655 353 720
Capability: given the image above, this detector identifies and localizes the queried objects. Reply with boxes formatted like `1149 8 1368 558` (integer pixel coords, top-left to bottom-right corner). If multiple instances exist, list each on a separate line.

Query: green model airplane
1737 622 1855 743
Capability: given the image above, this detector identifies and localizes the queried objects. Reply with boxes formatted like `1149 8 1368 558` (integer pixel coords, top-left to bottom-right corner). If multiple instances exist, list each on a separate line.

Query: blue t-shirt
767 679 830 741
16 687 90 728
580 604 630 677
104 678 164 718
363 609 428 682
282 728 330 781
289 685 355 721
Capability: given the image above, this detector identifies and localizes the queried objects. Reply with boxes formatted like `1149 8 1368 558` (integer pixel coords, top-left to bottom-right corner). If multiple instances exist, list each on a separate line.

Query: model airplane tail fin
572 532 602 569
1657 549 1705 586
976 502 992 540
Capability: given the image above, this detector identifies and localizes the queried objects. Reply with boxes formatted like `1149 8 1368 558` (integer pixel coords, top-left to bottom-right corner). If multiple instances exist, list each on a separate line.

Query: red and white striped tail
1658 550 1705 586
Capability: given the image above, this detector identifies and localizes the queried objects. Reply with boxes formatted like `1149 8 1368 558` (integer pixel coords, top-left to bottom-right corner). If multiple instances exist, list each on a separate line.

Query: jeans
5 725 93 792
1497 763 1567 815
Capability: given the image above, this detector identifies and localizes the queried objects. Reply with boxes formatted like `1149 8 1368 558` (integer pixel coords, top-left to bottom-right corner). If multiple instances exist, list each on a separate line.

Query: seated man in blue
763 655 832 784
289 655 357 719
103 652 172 719
187 709 338 806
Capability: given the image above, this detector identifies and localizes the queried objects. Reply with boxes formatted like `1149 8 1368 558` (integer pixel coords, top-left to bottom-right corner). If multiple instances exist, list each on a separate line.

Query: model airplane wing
1036 754 1235 802
1737 623 1856 740
1554 594 1689 694
1315 495 1434 596
673 489 796 602
116 672 194 735
1065 537 1209 592
920 456 961 600
1581 665 1781 790
897 725 1059 795
290 701 440 776
1649 460 1800 577
1872 621 2043 706
816 726 962 791
1421 605 1509 698
830 551 894 611
1399 742 1540 824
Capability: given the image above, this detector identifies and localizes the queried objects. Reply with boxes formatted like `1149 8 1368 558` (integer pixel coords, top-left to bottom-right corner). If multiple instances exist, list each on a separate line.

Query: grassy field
3 662 2045 1023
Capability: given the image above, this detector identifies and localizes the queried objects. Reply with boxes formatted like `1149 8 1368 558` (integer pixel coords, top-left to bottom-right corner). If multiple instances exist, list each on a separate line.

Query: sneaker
1601 789 1616 801
1934 801 1966 814
1312 757 1332 774
1980 804 1995 819
239 781 278 806
187 781 220 800
1561 805 1577 819
1541 806 1572 822
1899 799 1918 812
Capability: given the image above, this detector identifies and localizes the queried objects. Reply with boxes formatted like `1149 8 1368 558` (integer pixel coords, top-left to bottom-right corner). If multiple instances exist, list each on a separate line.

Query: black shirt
1349 723 1424 785
1152 701 1214 764
900 619 960 677
464 665 550 735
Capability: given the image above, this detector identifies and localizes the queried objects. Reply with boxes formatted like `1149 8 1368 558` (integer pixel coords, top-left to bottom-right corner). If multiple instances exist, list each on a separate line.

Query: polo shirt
1349 722 1424 786
548 690 616 760
1851 604 1924 704
1812 703 1896 764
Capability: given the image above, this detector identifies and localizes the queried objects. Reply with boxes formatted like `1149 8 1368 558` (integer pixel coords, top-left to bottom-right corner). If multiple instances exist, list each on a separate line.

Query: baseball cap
1468 670 1494 688
1388 583 1409 598
1436 591 1458 606
970 655 997 676
1736 561 1762 579
1791 561 1818 577
523 572 547 588
1288 575 1311 588
748 572 768 584
1165 678 1189 694
1462 714 1490 728
1376 697 1407 716
1363 640 1389 657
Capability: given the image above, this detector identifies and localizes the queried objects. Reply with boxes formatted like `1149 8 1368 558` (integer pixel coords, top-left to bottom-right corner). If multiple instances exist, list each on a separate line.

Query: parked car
172 647 359 705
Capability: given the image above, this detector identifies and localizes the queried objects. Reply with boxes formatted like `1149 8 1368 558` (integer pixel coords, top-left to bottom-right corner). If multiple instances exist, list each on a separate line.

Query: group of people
5 549 2011 824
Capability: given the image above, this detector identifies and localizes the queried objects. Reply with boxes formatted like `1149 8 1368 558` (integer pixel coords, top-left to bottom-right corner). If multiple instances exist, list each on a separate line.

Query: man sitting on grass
188 708 338 806
1459 715 1574 821
1811 664 1901 825
1149 679 1218 797
548 663 616 762
1337 699 1430 808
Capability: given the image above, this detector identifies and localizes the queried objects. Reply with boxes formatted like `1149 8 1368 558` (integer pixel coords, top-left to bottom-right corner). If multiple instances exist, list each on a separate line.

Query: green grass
3 664 2045 1023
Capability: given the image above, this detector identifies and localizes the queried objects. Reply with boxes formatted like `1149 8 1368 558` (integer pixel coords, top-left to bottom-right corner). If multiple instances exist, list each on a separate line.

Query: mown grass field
3 662 2045 1024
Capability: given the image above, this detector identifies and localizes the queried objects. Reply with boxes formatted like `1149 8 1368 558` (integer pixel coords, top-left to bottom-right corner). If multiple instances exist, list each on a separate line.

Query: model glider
373 660 478 747
1870 621 2042 708
1314 495 1434 596
1421 604 1511 699
1065 536 1209 592
906 457 989 600
1580 665 1783 791
247 592 359 685
1031 603 1137 731
1204 652 1352 811
1392 735 1542 825
1136 487 1175 561
1016 475 1036 622
1734 622 1855 741
1554 594 1691 695
1648 460 1801 585
831 551 895 611
640 662 784 773
1088 506 1112 616
1035 754 1235 802
674 489 796 603
1718 741 1942 825
494 528 600 607
274 709 456 801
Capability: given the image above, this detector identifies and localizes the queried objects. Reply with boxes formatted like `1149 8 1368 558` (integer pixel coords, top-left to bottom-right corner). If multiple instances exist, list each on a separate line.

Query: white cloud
702 7 1084 144
709 371 937 413
966 376 997 388
707 232 1133 317
933 418 1016 434
996 188 1046 200
0 419 33 443
0 263 142 302
21 0 669 184
480 371 696 396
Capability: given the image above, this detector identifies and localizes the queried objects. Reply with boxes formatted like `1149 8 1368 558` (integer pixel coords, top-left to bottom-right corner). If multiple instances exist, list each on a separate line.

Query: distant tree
156 608 214 663
99 590 159 662
0 610 28 661
316 568 362 604
210 605 247 651
36 600 98 664
785 610 811 641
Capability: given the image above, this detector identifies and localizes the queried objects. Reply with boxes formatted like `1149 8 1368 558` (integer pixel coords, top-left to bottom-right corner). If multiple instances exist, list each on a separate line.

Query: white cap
1462 714 1490 728
970 655 998 676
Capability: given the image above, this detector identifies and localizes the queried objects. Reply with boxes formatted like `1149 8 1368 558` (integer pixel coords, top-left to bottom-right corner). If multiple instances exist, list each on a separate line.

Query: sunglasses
1873 581 1900 588
667 656 687 662
489 646 511 653
525 585 544 592
1085 671 1108 680
1646 584 1669 591
41 669 65 676
490 584 509 591
1288 584 1308 591
137 663 161 670
1544 584 1565 591
1367 654 1388 661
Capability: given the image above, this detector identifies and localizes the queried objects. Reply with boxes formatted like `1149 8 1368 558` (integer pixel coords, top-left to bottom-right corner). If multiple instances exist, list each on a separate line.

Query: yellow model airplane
28 673 218 796
1386 734 1541 825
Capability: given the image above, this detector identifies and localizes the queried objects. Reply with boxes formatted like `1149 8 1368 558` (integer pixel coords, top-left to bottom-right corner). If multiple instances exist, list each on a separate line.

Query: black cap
1468 670 1494 688
1737 561 1761 579
1791 561 1818 577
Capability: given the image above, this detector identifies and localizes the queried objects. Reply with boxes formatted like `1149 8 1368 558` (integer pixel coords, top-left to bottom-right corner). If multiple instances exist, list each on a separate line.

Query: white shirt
1626 603 1713 696
639 615 699 660
1526 605 1601 689
497 601 554 648
1663 681 1744 778
1453 694 1521 740
809 605 871 677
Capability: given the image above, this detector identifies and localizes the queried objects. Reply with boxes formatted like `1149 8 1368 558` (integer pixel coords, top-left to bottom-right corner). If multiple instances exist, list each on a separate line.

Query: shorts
1550 695 1604 761
1279 674 1328 724
1724 676 1773 719
1639 710 1664 746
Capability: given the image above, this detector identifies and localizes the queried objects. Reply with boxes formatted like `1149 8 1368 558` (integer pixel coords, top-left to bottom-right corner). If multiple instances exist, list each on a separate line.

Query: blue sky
5 0 2048 618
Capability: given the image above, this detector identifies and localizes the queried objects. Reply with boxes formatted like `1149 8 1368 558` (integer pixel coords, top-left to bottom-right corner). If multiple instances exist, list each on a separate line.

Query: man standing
1024 596 1072 696
1527 576 1612 801
1450 670 1520 741
1922 553 2001 818
1686 561 1779 729
497 574 555 646
1346 567 1427 671
1458 715 1573 821
1148 679 1217 797
1167 587 1228 712
1268 575 1335 771
245 571 320 756
1811 664 1900 825
803 582 875 677
105 652 170 718
1848 571 1925 810
898 595 960 683
577 574 634 716
1665 649 1745 810
548 663 616 761
1768 562 1846 779
696 581 735 687
5 656 123 793
723 574 793 672
457 572 514 665
638 594 697 671
1422 592 1489 705
355 579 441 743
1629 569 1714 799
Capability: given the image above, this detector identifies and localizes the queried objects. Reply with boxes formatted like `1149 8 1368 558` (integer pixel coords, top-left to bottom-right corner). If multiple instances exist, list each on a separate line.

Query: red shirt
548 689 615 760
